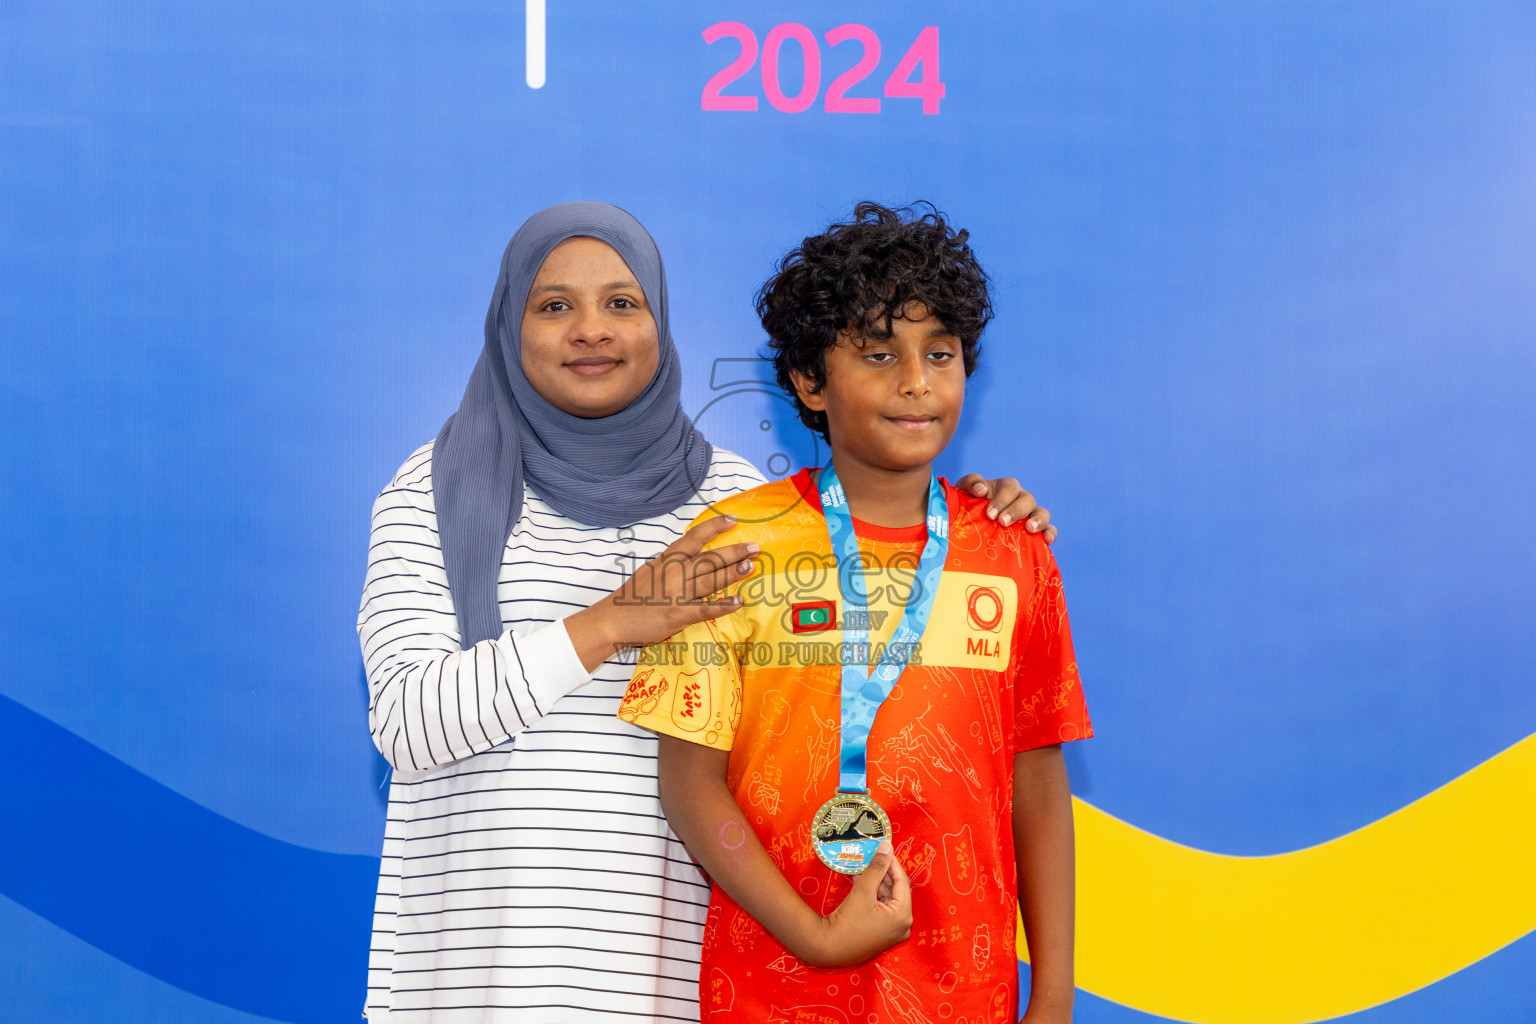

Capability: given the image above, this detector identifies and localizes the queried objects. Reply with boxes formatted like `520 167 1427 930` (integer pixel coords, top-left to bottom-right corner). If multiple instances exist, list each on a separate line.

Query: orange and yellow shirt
618 469 1092 1022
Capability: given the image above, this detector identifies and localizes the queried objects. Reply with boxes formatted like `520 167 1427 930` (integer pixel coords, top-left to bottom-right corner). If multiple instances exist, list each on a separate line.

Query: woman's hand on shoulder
566 515 759 671
955 473 1056 543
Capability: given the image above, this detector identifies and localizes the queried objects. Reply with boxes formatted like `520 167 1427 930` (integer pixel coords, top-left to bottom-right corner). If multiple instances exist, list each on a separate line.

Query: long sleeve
358 447 592 773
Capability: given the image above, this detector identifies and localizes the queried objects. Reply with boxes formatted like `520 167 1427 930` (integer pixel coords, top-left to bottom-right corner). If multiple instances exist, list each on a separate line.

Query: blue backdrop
2 1 1533 1021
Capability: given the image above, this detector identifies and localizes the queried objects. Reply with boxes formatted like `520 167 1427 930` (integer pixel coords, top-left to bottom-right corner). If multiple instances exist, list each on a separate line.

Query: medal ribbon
817 464 949 794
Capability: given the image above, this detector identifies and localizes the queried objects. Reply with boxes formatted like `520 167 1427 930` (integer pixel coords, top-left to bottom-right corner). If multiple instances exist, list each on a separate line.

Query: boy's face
792 304 965 474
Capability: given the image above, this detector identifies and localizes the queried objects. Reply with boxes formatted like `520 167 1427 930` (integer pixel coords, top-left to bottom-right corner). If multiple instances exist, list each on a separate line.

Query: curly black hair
757 201 993 440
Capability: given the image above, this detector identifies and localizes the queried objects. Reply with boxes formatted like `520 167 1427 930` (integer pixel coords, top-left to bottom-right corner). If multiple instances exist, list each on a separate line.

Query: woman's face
519 236 661 418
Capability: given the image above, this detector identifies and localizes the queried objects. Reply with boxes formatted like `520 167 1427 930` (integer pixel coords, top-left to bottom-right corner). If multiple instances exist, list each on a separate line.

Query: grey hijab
433 202 711 649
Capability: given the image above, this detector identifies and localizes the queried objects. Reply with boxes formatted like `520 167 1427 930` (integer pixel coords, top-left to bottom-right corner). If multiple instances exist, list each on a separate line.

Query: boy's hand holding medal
803 840 913 968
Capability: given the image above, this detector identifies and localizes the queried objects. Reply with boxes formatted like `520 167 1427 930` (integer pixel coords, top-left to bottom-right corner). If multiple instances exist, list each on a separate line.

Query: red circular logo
966 586 1003 632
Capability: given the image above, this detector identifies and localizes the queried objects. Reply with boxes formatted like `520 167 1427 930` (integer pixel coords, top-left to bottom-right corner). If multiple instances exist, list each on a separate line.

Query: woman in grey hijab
358 201 1054 1023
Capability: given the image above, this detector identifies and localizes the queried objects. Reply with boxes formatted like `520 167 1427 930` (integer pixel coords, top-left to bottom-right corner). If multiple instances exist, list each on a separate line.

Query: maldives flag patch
791 600 837 633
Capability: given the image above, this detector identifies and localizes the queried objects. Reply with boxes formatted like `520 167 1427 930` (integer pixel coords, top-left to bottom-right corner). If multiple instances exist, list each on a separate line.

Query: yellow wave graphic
1017 732 1536 1023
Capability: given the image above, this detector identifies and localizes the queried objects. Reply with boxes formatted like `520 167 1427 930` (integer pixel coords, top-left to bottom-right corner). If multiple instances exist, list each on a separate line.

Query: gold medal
810 791 892 875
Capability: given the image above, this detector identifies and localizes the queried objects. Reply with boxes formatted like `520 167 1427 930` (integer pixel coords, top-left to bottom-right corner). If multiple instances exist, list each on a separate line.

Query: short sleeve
1011 553 1093 751
619 613 746 751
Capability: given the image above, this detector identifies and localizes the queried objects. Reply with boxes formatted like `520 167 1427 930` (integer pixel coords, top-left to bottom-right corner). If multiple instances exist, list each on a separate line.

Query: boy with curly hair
619 203 1091 1023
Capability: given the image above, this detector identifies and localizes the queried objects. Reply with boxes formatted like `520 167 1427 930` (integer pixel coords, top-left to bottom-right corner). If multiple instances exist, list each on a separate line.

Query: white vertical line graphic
525 0 546 89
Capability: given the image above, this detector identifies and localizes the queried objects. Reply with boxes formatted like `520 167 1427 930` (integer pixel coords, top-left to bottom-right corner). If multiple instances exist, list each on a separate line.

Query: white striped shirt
360 442 765 1022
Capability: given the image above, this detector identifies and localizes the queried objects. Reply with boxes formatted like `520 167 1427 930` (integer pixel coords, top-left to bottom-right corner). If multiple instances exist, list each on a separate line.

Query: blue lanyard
816 464 950 794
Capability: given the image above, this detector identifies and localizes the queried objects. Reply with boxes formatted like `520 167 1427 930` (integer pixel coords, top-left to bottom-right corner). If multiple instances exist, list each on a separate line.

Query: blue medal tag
809 464 949 875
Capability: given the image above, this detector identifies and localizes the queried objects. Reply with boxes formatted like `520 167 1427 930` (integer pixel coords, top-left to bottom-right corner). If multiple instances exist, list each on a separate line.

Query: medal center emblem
811 792 892 875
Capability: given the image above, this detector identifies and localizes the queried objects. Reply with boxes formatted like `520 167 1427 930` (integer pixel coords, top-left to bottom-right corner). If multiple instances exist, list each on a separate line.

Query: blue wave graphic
0 693 377 1023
